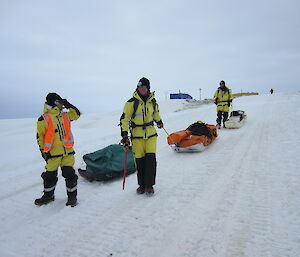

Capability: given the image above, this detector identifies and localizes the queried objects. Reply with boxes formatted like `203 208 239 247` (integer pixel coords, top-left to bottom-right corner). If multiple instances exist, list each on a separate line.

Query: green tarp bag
79 144 136 181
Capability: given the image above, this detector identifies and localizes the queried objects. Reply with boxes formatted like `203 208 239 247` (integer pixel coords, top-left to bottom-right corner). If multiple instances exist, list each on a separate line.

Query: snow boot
62 166 78 207
35 191 55 206
66 192 77 207
136 186 145 194
144 186 154 196
35 171 57 206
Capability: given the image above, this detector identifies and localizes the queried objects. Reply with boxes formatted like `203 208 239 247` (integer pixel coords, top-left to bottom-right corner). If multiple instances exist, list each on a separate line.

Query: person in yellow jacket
35 93 80 207
120 77 163 195
213 80 233 129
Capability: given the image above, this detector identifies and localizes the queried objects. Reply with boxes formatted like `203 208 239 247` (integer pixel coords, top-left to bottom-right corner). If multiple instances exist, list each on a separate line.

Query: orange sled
167 123 217 152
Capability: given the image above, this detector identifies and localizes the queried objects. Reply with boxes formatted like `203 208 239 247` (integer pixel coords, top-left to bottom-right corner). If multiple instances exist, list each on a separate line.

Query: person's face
54 100 64 110
137 86 149 96
220 82 225 87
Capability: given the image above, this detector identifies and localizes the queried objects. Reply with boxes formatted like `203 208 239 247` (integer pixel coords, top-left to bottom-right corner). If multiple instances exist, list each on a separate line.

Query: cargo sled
79 144 136 182
167 121 218 152
224 110 247 129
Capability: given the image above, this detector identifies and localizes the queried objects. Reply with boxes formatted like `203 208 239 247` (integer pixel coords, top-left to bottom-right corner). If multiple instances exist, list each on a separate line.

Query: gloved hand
40 149 51 161
61 99 72 109
157 121 164 129
120 136 130 147
227 100 232 107
214 101 218 105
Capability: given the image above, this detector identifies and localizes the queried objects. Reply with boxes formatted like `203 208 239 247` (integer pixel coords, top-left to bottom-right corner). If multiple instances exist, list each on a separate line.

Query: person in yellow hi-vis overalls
35 93 80 207
213 80 233 129
120 77 163 196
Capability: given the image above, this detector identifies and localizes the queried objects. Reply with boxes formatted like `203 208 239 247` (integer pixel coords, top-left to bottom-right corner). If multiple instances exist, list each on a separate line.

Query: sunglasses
137 82 148 88
54 100 61 105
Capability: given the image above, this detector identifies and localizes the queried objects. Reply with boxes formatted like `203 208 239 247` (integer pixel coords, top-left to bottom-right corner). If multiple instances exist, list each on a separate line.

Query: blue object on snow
170 93 193 99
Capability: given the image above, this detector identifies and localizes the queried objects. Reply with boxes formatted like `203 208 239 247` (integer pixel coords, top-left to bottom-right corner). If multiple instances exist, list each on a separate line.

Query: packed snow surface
0 93 299 257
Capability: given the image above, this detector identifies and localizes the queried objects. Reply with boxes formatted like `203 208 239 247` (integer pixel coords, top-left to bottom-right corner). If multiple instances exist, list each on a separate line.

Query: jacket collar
218 86 228 92
133 91 155 102
43 103 61 116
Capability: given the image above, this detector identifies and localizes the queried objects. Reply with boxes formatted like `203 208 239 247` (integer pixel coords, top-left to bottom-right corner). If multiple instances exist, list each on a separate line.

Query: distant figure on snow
35 93 81 207
213 80 233 129
270 88 274 94
119 77 164 196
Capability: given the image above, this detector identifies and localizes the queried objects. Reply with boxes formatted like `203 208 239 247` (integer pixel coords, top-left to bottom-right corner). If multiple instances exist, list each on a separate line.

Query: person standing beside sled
35 93 80 207
213 80 233 129
120 77 163 195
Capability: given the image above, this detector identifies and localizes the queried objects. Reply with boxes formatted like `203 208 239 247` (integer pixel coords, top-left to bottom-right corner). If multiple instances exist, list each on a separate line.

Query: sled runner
224 110 247 129
167 122 218 152
79 144 136 182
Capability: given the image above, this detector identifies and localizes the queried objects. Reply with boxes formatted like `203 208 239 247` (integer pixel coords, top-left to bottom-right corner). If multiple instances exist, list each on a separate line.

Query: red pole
122 148 128 190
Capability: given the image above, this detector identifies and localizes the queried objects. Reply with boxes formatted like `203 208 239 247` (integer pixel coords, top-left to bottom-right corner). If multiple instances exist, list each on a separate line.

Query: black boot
66 191 77 207
35 191 55 205
62 166 78 207
35 171 57 206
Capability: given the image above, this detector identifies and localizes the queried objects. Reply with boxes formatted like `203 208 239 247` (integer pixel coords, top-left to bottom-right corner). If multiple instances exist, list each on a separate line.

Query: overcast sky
0 0 299 119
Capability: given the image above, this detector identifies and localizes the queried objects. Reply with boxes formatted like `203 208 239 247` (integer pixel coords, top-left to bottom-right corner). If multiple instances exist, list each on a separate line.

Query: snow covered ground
0 93 299 257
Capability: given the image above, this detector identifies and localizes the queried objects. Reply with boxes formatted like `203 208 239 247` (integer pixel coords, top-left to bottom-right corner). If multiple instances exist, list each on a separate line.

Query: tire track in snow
223 111 273 257
155 121 260 257
156 101 274 257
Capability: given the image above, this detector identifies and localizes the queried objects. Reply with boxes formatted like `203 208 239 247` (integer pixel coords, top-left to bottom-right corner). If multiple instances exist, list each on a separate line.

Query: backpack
186 122 213 138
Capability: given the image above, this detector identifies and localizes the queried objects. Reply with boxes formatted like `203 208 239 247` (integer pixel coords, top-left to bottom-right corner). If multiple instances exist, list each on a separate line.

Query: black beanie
137 77 150 90
46 93 63 107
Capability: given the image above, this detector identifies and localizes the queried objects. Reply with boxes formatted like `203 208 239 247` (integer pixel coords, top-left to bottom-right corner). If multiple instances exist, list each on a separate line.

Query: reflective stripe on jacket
42 113 74 152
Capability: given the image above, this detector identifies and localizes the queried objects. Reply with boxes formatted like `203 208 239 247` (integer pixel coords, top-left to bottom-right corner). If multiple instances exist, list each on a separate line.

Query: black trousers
135 153 157 187
41 170 58 194
216 111 229 126
62 166 78 198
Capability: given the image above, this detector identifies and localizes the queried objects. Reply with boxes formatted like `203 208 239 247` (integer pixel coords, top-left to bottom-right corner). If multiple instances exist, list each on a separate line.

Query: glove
214 101 218 105
120 136 130 147
61 99 72 109
40 149 51 161
157 121 164 129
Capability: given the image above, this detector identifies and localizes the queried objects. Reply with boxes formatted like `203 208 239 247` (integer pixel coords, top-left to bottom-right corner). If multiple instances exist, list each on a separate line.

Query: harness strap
47 151 75 159
131 133 158 139
130 121 154 128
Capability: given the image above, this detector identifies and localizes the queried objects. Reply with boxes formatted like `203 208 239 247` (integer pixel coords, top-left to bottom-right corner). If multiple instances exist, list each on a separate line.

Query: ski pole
122 147 128 190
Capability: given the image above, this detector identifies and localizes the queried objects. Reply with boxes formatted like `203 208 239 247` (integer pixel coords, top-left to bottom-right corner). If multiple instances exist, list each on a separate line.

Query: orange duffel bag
167 121 217 148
